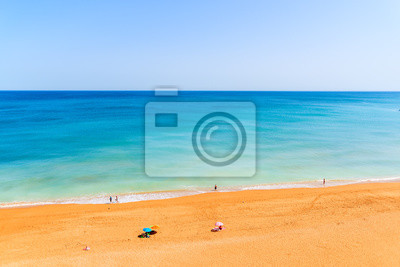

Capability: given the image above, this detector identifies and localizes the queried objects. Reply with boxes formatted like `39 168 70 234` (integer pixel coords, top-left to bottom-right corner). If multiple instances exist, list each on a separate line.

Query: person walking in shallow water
109 196 112 203
215 184 217 191
115 196 118 203
323 178 326 187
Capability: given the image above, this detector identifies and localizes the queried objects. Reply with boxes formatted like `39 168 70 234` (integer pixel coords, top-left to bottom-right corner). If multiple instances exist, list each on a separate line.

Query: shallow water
1 91 400 204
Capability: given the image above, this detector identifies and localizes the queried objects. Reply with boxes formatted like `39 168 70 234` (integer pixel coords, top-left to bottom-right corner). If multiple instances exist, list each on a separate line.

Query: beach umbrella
215 222 223 226
143 228 152 233
151 225 160 230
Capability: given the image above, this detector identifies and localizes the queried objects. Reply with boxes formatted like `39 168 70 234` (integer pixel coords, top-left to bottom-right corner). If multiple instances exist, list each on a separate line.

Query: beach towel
211 227 225 232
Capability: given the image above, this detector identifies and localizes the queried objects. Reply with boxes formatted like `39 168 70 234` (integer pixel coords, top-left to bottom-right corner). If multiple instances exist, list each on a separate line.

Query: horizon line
1 89 400 92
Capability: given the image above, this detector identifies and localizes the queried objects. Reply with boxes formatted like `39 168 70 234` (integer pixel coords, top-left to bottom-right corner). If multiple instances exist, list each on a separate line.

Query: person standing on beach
215 184 217 191
115 196 118 203
109 196 112 203
323 178 326 186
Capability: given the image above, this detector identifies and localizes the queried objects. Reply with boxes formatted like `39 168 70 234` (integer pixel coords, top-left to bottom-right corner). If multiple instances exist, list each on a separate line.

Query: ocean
1 91 400 206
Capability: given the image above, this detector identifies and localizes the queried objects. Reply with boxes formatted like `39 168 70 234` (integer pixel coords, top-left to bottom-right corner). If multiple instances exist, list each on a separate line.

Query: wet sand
1 182 400 266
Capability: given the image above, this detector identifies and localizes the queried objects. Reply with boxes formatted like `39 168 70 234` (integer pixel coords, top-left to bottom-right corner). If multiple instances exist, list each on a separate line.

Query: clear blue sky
0 0 399 90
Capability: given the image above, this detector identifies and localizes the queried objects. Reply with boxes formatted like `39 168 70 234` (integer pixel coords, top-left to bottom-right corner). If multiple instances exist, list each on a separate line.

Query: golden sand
1 183 400 266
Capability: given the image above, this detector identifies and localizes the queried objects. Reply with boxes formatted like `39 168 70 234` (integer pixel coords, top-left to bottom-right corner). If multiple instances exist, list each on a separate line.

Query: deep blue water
1 91 400 203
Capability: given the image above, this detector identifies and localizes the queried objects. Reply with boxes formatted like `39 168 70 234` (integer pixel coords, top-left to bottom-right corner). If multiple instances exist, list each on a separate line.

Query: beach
1 182 400 266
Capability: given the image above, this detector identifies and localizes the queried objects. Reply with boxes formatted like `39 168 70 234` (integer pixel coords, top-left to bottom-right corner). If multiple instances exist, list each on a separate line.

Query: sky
0 0 399 91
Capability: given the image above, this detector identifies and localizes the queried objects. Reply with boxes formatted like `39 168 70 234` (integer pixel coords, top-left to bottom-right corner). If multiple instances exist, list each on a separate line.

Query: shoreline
1 182 400 265
2 176 400 209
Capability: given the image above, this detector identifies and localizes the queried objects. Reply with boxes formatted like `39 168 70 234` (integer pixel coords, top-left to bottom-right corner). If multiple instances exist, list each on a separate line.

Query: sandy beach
1 182 400 266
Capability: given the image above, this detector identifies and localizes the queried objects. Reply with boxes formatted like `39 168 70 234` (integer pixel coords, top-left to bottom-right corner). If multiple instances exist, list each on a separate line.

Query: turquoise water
1 91 400 204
